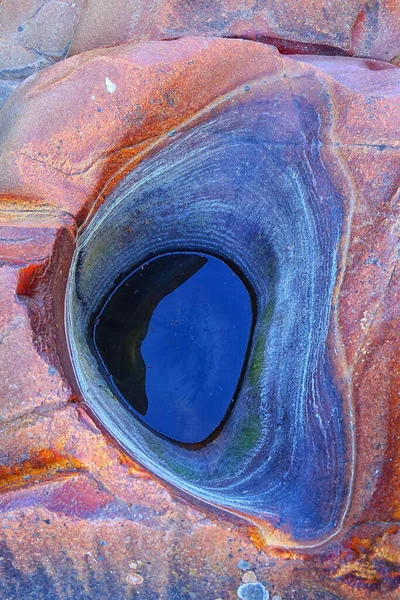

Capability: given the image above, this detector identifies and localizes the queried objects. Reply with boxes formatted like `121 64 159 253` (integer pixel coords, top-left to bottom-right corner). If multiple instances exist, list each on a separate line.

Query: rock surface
69 0 400 63
1 1 400 112
0 35 399 600
0 0 85 108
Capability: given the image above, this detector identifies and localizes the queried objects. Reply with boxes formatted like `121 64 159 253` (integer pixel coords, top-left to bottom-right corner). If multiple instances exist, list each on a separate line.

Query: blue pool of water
93 252 253 444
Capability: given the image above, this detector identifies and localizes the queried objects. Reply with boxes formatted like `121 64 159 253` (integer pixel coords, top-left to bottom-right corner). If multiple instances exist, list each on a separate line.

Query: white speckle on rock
237 582 269 600
105 77 116 94
126 573 144 586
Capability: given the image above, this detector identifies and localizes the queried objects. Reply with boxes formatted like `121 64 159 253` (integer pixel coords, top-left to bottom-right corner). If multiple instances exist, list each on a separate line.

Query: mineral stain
92 252 253 444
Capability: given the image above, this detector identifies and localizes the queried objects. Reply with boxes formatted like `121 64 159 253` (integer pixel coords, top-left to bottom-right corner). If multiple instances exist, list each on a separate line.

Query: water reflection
93 252 253 443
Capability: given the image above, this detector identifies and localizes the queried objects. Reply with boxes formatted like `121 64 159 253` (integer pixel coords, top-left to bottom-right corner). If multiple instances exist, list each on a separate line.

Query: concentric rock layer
0 38 399 597
67 75 348 544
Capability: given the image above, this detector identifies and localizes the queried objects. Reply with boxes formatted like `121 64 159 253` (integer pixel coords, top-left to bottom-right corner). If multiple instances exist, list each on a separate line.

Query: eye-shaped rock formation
66 65 348 545
0 36 399 599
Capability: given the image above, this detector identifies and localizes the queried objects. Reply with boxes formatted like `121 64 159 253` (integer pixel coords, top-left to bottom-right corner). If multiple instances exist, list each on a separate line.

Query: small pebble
271 596 282 600
237 559 251 571
126 573 144 586
237 582 269 600
242 571 258 583
129 562 138 569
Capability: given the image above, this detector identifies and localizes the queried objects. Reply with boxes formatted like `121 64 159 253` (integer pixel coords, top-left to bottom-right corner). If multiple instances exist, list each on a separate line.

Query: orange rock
0 37 398 598
0 38 284 221
2 0 400 111
69 0 400 63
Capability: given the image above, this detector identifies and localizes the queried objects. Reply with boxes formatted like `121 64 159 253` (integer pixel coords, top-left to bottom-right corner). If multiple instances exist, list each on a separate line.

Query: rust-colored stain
0 448 85 492
0 12 398 600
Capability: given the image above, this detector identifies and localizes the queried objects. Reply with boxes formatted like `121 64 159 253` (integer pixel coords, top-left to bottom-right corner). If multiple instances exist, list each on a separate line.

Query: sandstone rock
69 0 400 63
0 0 85 109
0 37 398 598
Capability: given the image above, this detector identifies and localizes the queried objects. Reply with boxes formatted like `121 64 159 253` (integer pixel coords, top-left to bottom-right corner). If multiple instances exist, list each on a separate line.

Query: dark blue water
92 252 253 444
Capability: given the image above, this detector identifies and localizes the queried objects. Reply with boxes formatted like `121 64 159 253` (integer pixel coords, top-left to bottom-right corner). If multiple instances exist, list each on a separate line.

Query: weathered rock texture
0 37 399 599
69 0 400 63
1 1 400 111
0 0 85 108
